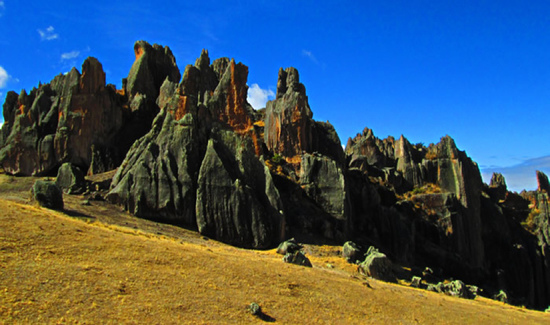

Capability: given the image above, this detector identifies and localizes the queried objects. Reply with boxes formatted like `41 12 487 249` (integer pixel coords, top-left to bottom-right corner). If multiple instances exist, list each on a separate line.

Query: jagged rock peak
276 67 306 99
195 49 210 70
79 57 106 94
490 173 507 190
126 40 181 99
537 170 550 193
426 135 459 160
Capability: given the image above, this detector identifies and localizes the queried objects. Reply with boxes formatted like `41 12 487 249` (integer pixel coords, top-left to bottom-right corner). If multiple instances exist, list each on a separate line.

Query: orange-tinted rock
264 68 313 160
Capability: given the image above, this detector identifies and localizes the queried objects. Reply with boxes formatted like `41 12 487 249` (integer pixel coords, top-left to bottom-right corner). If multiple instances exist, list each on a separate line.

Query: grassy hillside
0 175 548 324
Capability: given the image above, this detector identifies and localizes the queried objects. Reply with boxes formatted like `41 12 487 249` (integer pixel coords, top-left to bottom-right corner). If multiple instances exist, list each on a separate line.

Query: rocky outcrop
537 171 550 193
0 41 181 177
264 68 313 162
108 51 284 249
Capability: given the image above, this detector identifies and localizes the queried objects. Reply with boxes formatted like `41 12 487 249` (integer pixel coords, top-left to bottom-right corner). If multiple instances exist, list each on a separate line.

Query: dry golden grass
0 175 549 323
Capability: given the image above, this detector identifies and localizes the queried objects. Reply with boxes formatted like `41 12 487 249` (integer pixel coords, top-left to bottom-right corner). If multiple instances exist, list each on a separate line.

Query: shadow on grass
63 209 96 222
256 312 276 322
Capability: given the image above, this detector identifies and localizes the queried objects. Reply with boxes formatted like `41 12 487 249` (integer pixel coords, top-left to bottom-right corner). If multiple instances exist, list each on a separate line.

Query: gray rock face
56 162 86 194
195 131 284 248
300 153 346 220
32 180 64 210
358 247 397 283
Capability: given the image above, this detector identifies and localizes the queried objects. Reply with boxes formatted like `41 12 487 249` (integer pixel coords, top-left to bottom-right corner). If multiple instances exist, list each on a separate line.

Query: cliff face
1 41 549 310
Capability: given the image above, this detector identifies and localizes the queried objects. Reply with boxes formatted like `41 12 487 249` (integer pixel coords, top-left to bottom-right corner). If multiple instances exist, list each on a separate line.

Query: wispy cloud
247 84 275 110
38 26 59 41
481 155 550 192
0 1 4 17
0 66 8 88
302 49 319 64
61 51 80 61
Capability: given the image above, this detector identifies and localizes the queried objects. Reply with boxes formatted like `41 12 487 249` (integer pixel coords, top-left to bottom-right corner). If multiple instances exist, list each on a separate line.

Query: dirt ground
0 173 549 324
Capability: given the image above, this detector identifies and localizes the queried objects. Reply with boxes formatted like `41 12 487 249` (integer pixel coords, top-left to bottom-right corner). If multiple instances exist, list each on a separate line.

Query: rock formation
107 52 284 249
2 40 550 310
0 41 179 176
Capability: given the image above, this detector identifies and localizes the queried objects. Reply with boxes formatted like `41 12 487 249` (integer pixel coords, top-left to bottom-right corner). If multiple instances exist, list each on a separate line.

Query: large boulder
358 247 397 283
276 238 303 255
283 251 312 267
32 180 64 210
56 163 86 194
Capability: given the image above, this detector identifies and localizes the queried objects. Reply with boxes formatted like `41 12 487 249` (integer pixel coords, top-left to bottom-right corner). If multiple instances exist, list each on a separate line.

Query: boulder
276 238 303 255
494 290 508 303
436 280 475 299
56 163 86 194
283 251 312 267
410 276 422 288
342 241 361 263
32 180 64 210
358 247 397 283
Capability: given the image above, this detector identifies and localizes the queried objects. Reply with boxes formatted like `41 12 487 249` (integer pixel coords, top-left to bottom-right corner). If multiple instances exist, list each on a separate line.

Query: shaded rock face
537 171 550 193
108 52 284 249
0 41 180 177
346 131 485 269
346 128 550 309
488 172 507 201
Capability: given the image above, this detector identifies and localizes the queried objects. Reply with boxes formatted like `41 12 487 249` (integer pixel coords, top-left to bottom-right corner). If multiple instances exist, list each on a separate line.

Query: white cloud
247 83 275 110
0 66 8 88
61 51 80 61
302 49 319 64
38 26 59 41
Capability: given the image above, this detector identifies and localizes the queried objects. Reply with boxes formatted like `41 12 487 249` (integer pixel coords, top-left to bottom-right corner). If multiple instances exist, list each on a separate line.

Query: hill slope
0 178 548 323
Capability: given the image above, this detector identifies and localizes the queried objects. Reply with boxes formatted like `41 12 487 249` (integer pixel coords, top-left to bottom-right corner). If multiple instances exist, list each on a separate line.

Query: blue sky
0 1 548 191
